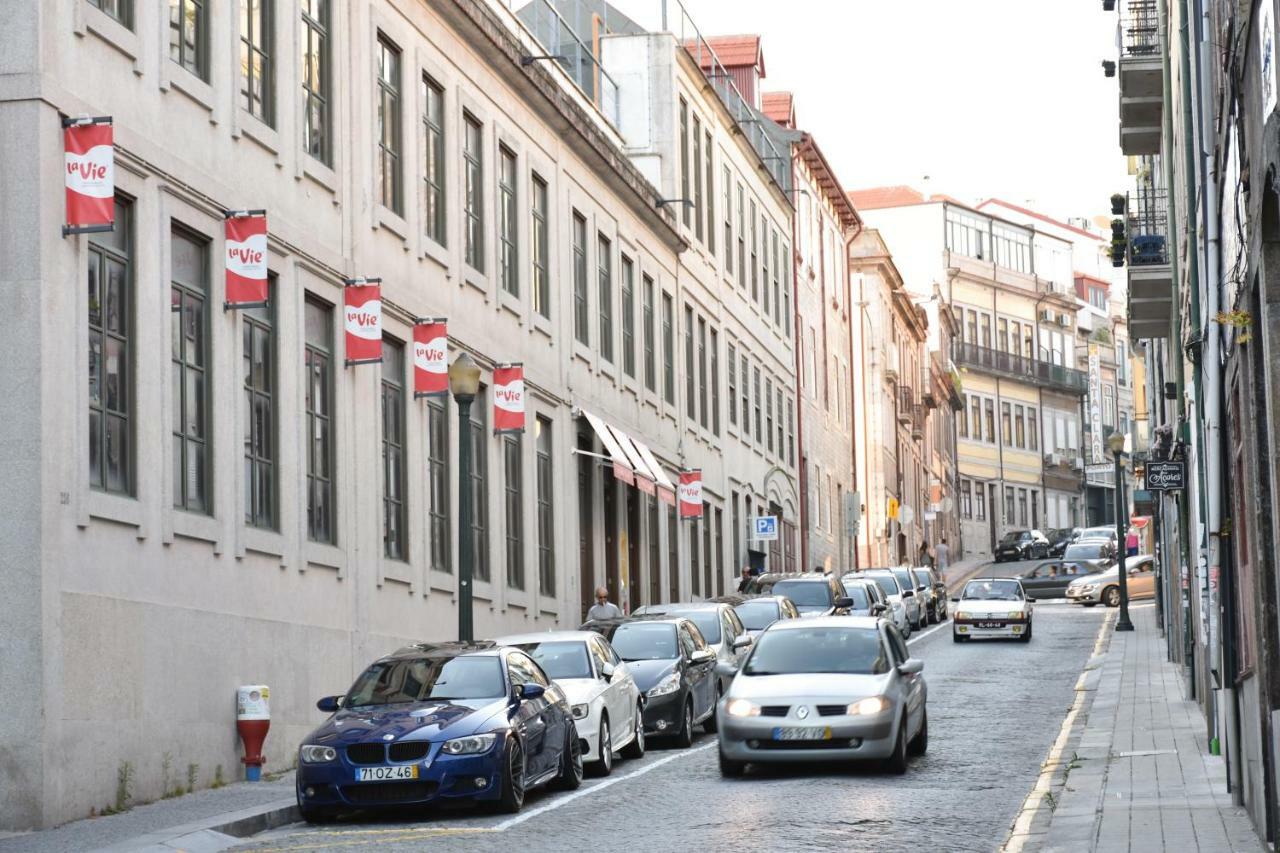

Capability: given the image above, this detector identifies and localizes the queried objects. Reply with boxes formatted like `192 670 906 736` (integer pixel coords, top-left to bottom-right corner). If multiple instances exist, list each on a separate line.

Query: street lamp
1108 431 1134 632
449 352 482 643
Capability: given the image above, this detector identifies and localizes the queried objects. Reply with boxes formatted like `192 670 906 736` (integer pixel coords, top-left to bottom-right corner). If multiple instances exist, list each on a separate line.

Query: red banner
343 279 382 364
413 320 448 398
493 364 526 433
678 470 703 519
224 213 268 307
64 119 114 234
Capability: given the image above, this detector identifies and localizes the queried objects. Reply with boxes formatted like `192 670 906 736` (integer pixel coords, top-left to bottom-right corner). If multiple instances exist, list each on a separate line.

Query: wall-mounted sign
754 516 778 540
1145 460 1186 491
1088 343 1104 463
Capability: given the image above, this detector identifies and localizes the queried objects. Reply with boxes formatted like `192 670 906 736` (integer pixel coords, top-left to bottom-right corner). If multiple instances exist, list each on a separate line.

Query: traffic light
1110 217 1126 267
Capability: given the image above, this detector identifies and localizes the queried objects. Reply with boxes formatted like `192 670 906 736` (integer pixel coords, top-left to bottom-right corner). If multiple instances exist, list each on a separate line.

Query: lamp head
448 352 482 399
1107 432 1126 456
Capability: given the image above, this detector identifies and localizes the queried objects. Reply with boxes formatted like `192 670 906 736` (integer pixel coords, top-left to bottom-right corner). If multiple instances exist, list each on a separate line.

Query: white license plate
354 765 419 782
772 726 832 741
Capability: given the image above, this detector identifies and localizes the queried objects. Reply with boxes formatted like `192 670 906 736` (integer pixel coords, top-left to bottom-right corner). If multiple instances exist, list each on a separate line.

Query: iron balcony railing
1127 185 1169 266
509 0 621 127
1120 0 1160 58
953 342 1089 396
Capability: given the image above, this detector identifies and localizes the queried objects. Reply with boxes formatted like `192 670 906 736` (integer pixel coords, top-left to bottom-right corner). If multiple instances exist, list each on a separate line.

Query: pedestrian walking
736 566 754 593
917 541 933 567
586 587 623 621
935 537 950 572
1125 527 1139 557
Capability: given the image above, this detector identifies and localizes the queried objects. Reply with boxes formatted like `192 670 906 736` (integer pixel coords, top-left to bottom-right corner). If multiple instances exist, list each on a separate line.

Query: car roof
636 601 726 613
580 615 686 633
385 640 499 660
732 594 789 603
754 571 829 582
962 576 1023 585
766 575 832 584
493 630 600 646
767 615 883 631
710 593 755 606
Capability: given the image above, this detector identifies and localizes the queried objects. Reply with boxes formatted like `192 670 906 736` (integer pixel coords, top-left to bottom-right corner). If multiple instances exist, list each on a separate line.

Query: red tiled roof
761 91 793 127
684 35 764 74
847 186 928 210
976 198 1102 241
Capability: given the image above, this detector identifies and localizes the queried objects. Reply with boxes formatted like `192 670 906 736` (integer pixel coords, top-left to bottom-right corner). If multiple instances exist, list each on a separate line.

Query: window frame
504 431 524 590
381 337 408 561
422 74 446 246
170 226 212 515
597 233 613 363
301 0 331 165
88 197 134 497
305 296 336 544
169 0 209 80
375 34 403 215
621 255 636 378
428 396 451 572
531 173 549 318
240 0 273 124
242 293 276 530
536 416 554 597
462 113 485 271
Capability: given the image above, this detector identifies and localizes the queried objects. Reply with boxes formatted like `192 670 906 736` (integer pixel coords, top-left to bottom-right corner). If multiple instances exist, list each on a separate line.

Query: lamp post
449 352 482 643
1109 431 1134 632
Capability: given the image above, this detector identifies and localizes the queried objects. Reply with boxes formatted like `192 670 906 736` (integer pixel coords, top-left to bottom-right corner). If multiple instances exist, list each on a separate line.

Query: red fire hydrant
237 685 270 781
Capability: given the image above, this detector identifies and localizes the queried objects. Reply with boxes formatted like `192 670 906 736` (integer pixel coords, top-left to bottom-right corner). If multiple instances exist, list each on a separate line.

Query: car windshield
866 574 901 597
345 656 504 707
743 627 889 676
510 641 592 680
1065 543 1107 560
911 569 931 587
770 580 833 608
841 584 870 609
667 610 721 644
609 623 678 661
734 600 781 631
961 579 1025 601
892 569 916 590
1080 527 1115 539
999 531 1024 544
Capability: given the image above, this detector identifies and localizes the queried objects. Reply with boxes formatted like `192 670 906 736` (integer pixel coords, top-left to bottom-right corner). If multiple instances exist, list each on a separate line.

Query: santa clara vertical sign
343 278 382 365
413 319 448 398
63 116 114 236
678 470 703 519
224 210 269 309
493 364 525 433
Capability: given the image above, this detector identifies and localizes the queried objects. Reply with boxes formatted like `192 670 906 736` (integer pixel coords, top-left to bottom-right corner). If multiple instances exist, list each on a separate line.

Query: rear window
771 580 834 608
666 609 721 644
866 574 900 597
892 568 916 590
841 584 870 609
734 599 780 631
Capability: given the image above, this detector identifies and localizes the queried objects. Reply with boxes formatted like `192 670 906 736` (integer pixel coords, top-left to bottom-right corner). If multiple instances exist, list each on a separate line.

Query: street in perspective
1 0 1277 851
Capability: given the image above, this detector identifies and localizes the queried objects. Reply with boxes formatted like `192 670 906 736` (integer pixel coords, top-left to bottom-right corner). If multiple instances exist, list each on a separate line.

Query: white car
847 570 912 638
495 630 645 776
952 578 1035 643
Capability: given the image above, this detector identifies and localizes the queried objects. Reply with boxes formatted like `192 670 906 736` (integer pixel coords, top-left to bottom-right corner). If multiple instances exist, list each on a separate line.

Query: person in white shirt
935 538 950 573
586 587 623 621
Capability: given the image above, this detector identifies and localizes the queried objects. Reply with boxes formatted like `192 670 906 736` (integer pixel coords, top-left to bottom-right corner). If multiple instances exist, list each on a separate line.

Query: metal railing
510 0 621 126
953 341 1090 396
1127 185 1169 266
898 385 914 421
1120 0 1160 58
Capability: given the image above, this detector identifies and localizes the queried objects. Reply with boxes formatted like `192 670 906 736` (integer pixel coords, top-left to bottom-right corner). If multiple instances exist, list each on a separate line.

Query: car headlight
954 611 972 620
1075 584 1096 594
571 703 590 721
725 698 760 717
440 733 498 755
846 696 890 715
647 672 681 698
300 744 337 763
1007 611 1027 620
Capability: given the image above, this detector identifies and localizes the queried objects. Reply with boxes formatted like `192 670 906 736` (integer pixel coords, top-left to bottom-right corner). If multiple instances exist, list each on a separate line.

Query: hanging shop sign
343 278 382 365
1088 343 1104 463
493 364 526 433
1144 460 1186 491
224 211 269 308
63 116 114 235
678 470 703 519
413 319 448 398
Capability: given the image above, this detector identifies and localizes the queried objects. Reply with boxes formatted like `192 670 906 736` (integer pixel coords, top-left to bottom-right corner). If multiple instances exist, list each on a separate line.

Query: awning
631 438 678 505
610 428 658 496
583 410 635 485
578 409 678 504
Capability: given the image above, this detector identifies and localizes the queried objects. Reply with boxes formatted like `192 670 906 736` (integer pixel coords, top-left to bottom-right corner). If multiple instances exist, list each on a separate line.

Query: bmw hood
624 659 677 693
304 697 510 747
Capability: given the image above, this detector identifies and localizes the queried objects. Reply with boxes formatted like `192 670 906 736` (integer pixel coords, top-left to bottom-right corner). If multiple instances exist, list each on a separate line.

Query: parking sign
754 516 779 540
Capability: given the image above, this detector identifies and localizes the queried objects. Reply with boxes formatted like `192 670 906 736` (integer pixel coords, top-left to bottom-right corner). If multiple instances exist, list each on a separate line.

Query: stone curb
93 800 298 852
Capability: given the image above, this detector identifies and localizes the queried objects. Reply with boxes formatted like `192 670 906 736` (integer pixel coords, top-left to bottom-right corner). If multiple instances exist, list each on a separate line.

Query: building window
667 503 679 600
736 183 746 288
984 398 995 443
991 222 1031 273
171 228 210 514
749 199 759 303
958 396 969 439
726 341 737 426
705 132 715 254
422 75 446 245
375 35 402 214
89 0 131 28
1102 384 1116 428
945 207 989 261
239 0 272 123
1001 401 1012 446
463 114 484 270
428 397 450 572
381 338 407 560
662 293 675 404
621 256 636 378
88 198 133 496
598 234 613 362
243 293 275 529
536 416 554 596
753 366 762 443
689 515 701 598
1004 486 1015 525
642 274 656 391
782 241 792 336
1014 404 1025 448
504 433 523 590
1018 488 1029 528
679 99 691 228
498 146 518 296
684 305 695 419
169 0 207 79
692 115 703 241
960 479 972 519
532 174 549 318
740 354 750 444
1028 406 1039 451
710 328 720 436
573 212 588 345
1089 286 1107 310
771 230 781 323
723 166 733 276
305 298 334 543
470 390 490 582
301 0 330 164
697 317 708 428
776 388 784 459
975 482 987 520
786 397 795 465
765 378 774 453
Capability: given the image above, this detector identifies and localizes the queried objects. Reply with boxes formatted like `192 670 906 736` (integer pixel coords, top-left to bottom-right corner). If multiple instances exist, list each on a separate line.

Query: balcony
953 341 1089 396
1116 0 1164 155
898 386 914 425
911 405 925 440
1126 186 1172 339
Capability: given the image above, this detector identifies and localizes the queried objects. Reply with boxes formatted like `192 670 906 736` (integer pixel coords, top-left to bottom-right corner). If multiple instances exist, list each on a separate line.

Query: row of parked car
293 565 946 820
994 525 1121 563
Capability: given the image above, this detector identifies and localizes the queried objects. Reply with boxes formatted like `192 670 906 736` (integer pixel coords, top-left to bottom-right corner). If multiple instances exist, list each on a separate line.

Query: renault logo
796 705 809 719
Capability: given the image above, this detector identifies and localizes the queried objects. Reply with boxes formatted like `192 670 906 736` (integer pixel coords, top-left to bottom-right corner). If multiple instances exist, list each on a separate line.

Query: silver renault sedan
715 617 927 776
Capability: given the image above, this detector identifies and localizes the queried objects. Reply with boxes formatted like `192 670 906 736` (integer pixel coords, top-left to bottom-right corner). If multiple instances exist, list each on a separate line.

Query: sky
670 0 1133 225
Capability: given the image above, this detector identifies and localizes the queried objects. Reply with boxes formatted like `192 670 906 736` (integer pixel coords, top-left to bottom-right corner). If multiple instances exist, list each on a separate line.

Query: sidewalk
942 552 991 592
0 773 297 853
1007 604 1265 852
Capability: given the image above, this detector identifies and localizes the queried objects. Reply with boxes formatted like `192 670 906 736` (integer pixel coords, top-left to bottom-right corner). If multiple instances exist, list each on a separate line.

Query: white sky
677 0 1132 224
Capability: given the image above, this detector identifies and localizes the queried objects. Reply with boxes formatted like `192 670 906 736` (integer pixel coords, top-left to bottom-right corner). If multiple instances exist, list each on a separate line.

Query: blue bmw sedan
296 641 582 821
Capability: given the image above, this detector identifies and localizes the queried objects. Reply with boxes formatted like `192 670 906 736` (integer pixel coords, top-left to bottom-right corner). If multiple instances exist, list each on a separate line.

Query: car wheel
719 746 746 778
884 713 909 775
1102 586 1121 608
299 804 339 824
952 631 967 643
1021 622 1033 643
551 724 583 791
675 699 695 748
623 704 646 759
495 738 526 814
592 716 613 777
908 708 928 756
703 687 722 734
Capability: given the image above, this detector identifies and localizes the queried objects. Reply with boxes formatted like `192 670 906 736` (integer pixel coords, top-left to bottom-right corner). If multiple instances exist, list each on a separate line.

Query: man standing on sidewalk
586 587 623 621
935 538 950 573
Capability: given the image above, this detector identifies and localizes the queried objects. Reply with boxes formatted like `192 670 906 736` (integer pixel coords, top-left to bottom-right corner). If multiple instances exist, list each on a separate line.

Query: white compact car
495 630 645 775
951 578 1035 643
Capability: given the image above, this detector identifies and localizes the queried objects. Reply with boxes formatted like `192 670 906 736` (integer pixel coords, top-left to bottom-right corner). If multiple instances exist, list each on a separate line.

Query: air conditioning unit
1044 452 1063 466
1071 457 1084 470
1039 309 1055 323
1058 314 1071 327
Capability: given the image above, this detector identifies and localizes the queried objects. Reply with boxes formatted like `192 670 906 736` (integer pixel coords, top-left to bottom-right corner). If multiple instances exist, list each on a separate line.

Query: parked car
494 631 644 777
1077 525 1119 542
891 567 927 629
630 602 754 691
853 569 914 638
914 566 949 621
908 567 940 624
745 571 829 596
840 576 890 618
731 595 802 638
994 529 1051 562
716 617 928 776
1063 539 1117 566
1047 527 1082 557
1065 555 1157 607
764 575 855 617
1013 559 1103 599
581 617 718 746
952 578 1035 643
295 641 581 821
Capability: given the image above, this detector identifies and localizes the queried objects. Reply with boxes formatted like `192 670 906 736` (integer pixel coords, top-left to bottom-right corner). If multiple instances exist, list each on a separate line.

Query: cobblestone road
238 604 1107 853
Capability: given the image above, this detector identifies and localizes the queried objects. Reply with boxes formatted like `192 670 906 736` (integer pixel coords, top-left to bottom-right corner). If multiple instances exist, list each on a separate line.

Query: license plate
976 621 1005 629
772 726 832 741
354 765 419 782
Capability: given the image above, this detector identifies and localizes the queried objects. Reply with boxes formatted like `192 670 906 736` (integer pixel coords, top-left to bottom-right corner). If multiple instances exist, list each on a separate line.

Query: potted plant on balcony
1110 193 1126 215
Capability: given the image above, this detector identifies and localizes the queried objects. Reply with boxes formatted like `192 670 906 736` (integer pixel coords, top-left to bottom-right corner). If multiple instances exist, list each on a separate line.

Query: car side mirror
897 659 924 675
690 649 715 664
871 602 887 616
599 661 616 680
316 695 342 713
732 635 753 650
950 597 960 603
1025 597 1037 603
835 596 854 609
902 589 914 598
519 683 546 701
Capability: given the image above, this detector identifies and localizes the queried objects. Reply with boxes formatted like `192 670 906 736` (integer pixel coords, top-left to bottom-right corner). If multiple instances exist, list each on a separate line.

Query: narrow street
237 605 1106 852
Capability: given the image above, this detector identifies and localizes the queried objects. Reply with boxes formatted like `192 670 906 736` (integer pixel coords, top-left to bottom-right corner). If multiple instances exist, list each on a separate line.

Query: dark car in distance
994 529 1051 562
1046 527 1081 557
1014 558 1104 599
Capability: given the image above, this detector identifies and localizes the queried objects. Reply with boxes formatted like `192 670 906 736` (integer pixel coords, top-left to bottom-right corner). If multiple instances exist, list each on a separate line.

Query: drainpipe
792 167 810 575
845 221 863 572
